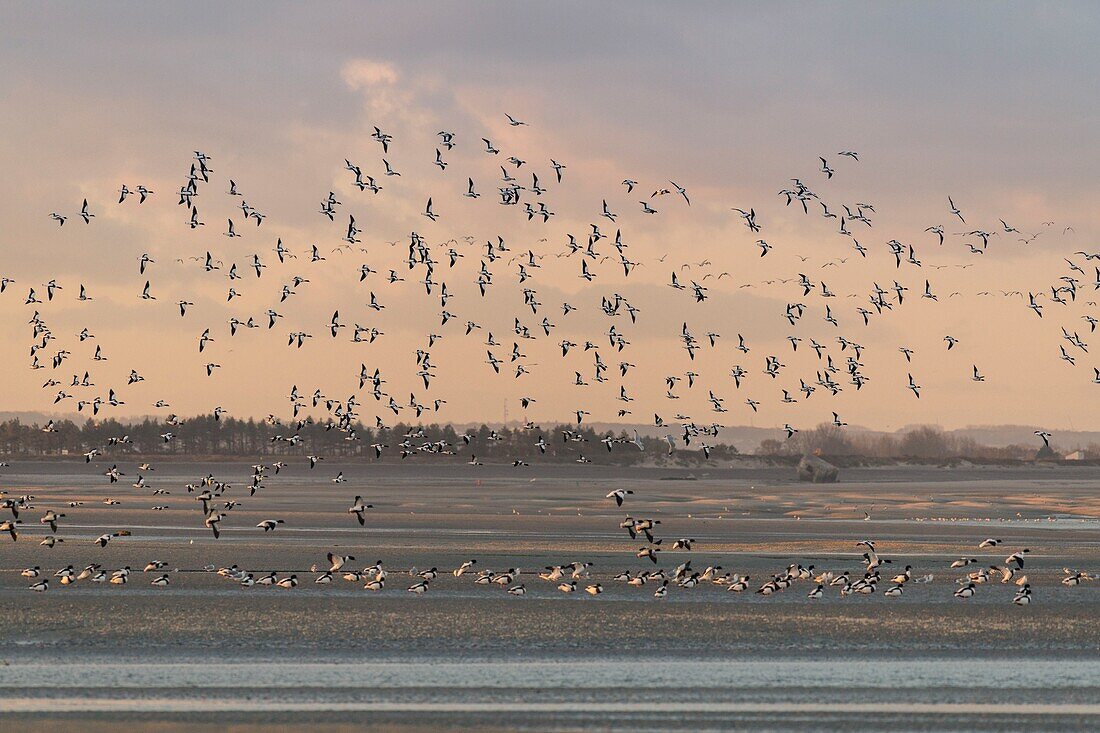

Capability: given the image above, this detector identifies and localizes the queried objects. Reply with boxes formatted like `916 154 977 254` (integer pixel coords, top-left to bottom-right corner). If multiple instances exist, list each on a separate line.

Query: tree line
0 417 1067 462
0 416 738 464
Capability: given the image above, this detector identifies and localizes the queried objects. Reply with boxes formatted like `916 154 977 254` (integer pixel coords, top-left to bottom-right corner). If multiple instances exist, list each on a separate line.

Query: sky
0 3 1098 433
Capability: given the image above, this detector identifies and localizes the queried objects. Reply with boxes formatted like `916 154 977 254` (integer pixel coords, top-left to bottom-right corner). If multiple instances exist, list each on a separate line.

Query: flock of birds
3 113 1096 603
6 473 1097 605
24 114 1092 448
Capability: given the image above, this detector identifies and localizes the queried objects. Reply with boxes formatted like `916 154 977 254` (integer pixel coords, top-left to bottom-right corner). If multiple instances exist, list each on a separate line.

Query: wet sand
2 461 1099 731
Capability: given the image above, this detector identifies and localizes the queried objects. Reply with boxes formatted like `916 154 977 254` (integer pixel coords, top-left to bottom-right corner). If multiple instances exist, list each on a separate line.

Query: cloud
341 58 400 89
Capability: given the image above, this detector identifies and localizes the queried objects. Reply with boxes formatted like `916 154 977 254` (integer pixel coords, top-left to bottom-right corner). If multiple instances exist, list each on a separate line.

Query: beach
0 461 1098 730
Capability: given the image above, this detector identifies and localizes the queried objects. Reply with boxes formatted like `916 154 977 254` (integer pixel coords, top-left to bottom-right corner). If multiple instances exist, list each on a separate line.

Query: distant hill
0 411 77 426
946 425 1100 451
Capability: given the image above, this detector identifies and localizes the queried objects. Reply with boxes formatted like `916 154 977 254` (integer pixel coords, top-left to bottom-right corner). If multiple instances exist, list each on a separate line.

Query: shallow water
5 657 1100 691
5 657 1100 731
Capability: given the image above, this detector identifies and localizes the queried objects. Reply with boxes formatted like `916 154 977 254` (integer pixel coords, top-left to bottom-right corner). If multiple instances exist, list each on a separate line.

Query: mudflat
2 461 1099 732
